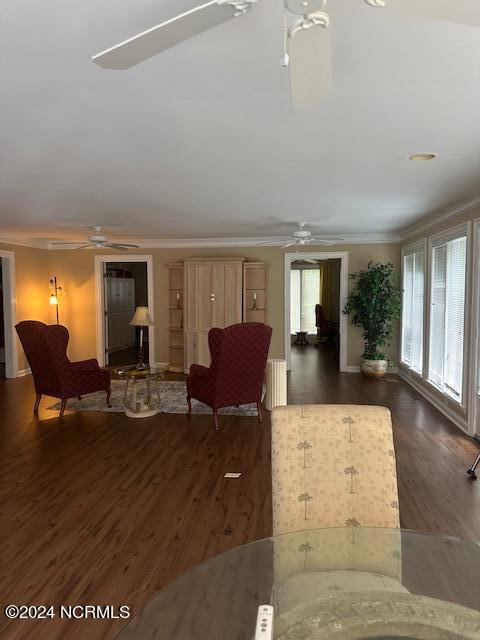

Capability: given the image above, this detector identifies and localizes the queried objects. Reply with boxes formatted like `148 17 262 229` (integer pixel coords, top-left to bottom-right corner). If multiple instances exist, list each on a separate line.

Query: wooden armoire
168 258 268 372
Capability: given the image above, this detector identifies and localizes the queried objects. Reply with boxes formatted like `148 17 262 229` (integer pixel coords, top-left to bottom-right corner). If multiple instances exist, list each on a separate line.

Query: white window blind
290 268 320 334
401 248 424 373
428 235 467 403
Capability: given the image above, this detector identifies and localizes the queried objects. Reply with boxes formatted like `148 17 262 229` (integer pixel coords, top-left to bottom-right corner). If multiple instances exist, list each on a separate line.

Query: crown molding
47 232 400 250
0 236 50 250
400 188 480 242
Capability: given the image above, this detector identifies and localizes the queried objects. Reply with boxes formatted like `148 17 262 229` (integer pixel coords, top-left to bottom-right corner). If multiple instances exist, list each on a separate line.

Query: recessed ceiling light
409 153 437 162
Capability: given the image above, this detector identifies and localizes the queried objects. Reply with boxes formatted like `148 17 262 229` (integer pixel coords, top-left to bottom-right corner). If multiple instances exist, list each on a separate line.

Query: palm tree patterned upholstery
186 322 272 430
15 320 111 418
271 404 404 630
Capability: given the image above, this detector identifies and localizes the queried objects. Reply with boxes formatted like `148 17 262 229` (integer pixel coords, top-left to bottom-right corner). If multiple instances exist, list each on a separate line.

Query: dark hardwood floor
1 344 479 639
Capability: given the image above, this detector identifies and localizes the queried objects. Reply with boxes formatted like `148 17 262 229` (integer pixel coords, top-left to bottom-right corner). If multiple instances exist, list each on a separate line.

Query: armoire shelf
243 262 268 325
168 263 184 372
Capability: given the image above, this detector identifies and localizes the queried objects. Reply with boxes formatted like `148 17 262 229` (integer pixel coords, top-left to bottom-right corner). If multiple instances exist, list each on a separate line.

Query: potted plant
344 262 401 379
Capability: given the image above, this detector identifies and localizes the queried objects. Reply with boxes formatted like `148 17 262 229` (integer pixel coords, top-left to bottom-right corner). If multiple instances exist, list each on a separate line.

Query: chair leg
59 399 67 420
78 395 82 401
33 393 42 413
187 396 192 415
257 401 263 424
106 388 112 408
213 409 219 431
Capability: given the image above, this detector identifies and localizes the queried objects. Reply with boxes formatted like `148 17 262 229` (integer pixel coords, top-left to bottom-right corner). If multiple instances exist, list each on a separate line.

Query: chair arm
70 358 101 372
189 364 212 377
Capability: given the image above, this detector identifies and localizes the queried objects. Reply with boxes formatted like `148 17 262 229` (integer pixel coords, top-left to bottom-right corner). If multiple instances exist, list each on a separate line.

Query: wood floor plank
0 344 479 639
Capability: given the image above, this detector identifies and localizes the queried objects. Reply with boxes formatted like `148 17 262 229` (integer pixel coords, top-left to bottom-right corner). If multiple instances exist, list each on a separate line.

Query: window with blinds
401 247 424 373
290 268 320 334
428 234 467 403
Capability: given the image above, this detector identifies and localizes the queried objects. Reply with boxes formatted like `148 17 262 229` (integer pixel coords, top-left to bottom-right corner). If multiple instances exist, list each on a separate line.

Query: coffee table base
125 408 160 419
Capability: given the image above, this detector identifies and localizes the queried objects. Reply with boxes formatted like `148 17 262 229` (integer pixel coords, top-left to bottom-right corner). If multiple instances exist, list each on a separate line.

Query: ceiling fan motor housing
285 0 327 15
293 229 312 239
89 234 108 244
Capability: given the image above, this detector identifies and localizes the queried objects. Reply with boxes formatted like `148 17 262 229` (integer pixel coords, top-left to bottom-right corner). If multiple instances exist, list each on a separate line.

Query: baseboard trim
18 367 31 377
398 369 468 434
345 365 399 374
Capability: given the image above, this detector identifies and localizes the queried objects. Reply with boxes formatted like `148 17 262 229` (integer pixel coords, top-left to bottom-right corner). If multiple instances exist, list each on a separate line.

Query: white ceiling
2 0 480 245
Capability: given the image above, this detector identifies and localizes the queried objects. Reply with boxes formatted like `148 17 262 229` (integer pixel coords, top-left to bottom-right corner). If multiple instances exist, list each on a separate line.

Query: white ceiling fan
51 227 140 250
257 222 344 247
92 0 480 107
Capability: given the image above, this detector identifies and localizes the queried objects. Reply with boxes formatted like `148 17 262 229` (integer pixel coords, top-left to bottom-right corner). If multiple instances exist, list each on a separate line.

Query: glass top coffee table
113 365 167 418
115 528 480 639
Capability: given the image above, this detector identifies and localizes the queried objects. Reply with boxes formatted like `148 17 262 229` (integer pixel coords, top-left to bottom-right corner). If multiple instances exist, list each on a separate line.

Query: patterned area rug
48 380 261 416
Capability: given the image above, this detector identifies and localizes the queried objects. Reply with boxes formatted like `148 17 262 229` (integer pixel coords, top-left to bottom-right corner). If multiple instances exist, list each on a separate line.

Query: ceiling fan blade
106 243 140 249
92 1 242 70
256 240 287 246
365 0 480 29
51 241 90 246
311 236 345 243
282 241 298 248
288 20 332 108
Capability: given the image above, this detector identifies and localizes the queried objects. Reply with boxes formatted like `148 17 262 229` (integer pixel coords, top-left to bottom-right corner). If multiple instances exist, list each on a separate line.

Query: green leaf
343 262 401 360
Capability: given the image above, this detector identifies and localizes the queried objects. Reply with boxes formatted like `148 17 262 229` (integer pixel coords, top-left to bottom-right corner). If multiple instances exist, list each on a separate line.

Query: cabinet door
184 330 211 370
185 263 212 330
125 278 135 311
196 264 213 331
196 331 211 367
212 262 242 328
184 331 196 372
108 278 121 312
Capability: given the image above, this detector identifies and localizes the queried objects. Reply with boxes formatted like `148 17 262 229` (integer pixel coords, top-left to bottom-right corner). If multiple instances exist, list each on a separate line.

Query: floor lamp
129 306 153 370
49 276 62 324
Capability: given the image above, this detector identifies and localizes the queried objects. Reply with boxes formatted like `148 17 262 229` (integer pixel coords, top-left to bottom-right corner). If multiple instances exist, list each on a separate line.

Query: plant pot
360 359 388 379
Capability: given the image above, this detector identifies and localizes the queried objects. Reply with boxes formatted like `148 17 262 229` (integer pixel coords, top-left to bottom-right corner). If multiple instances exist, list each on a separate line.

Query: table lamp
129 306 153 370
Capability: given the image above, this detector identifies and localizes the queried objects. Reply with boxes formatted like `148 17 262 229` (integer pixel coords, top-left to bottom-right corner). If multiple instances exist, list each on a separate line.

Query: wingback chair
15 321 111 419
271 404 403 628
186 322 272 430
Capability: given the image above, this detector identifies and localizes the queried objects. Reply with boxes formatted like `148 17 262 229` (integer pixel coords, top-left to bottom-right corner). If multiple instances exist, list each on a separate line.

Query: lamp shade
49 294 58 306
129 306 153 326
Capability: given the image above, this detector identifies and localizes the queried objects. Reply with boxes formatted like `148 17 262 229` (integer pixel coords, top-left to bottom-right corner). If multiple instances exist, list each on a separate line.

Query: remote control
254 604 274 640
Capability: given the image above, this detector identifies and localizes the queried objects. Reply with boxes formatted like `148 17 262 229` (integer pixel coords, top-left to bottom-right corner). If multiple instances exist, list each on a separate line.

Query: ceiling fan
51 227 140 250
92 0 480 107
257 222 344 247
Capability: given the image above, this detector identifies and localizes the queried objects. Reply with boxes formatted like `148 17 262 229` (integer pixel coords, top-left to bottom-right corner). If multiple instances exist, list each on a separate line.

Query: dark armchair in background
315 304 335 347
186 322 272 430
15 320 111 419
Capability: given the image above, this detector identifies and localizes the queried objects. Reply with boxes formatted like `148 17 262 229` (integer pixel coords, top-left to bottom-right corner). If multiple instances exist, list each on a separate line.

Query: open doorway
0 251 18 378
0 259 5 378
94 255 155 369
284 252 348 372
289 258 341 372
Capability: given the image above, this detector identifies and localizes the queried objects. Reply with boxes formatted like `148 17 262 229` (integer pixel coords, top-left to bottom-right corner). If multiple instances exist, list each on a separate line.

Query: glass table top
115 528 480 639
112 364 167 380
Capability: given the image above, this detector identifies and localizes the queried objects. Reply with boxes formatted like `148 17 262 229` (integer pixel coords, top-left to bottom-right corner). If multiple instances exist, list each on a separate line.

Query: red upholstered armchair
15 321 111 419
186 322 272 430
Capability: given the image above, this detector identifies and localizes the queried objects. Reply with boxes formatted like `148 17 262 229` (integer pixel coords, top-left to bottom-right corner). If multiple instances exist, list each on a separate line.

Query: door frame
468 219 480 438
284 251 348 372
94 255 155 367
0 250 19 378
